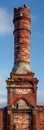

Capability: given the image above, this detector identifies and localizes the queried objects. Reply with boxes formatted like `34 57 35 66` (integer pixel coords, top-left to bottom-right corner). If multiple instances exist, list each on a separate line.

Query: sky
0 0 44 108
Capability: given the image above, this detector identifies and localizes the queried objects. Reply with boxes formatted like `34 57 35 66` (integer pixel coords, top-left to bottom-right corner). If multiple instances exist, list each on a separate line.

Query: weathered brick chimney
6 5 39 130
12 4 32 74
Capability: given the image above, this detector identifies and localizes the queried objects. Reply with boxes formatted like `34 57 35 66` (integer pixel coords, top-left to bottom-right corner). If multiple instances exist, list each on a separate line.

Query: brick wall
36 106 44 130
0 109 3 130
0 107 7 130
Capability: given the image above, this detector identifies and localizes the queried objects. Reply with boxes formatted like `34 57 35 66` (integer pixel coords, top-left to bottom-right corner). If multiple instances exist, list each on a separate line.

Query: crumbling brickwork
0 107 7 130
13 5 31 64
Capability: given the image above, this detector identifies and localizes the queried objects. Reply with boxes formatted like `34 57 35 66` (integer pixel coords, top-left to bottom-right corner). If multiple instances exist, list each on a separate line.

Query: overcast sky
0 0 44 107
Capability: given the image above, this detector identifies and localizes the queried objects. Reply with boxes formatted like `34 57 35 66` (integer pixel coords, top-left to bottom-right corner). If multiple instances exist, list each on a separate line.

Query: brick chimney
12 4 32 74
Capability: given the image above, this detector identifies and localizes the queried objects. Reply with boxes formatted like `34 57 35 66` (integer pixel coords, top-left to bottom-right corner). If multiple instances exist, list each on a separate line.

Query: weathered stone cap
12 62 32 74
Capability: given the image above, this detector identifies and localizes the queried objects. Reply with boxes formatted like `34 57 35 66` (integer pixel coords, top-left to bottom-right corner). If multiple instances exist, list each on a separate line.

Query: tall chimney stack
12 4 32 74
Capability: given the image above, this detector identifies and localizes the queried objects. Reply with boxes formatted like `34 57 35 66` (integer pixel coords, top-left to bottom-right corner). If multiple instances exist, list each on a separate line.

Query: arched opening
12 98 31 110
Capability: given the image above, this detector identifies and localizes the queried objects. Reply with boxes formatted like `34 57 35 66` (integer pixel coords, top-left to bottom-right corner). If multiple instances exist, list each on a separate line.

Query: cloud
0 72 7 108
37 91 44 105
0 8 13 34
0 99 7 108
0 91 7 108
0 92 7 97
0 99 7 104
0 75 6 87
